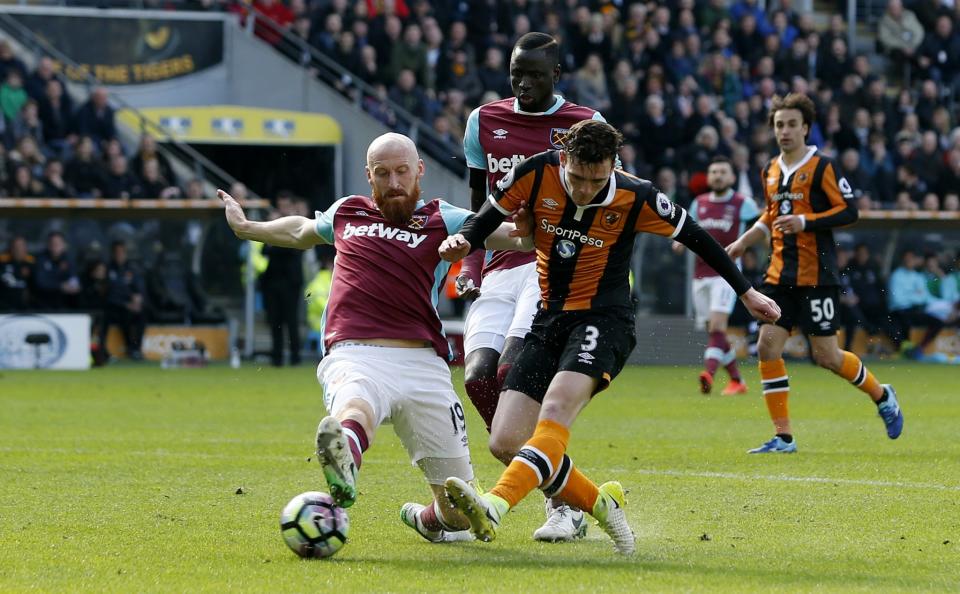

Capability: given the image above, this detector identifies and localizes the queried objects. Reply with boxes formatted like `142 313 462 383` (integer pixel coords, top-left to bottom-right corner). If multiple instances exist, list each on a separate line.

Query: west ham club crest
408 214 428 229
549 128 570 149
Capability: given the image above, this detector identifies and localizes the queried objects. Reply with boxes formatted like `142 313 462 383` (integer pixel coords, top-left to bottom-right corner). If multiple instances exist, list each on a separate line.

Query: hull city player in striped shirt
218 133 531 544
438 120 780 554
726 93 904 454
459 31 611 543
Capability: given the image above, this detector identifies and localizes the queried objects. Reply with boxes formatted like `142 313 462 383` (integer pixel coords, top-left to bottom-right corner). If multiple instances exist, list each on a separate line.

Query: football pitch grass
2 362 957 593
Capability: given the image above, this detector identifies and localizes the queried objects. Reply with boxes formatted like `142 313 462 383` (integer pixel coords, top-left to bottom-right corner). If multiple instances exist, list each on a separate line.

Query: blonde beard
373 180 421 226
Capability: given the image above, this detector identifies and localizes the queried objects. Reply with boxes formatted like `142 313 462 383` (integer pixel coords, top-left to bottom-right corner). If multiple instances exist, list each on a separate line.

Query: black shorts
759 284 840 336
503 306 637 403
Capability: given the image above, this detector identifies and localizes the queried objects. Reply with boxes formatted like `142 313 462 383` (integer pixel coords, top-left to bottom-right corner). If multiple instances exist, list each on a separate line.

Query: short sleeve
490 157 539 215
634 187 688 239
740 196 761 221
439 200 475 234
314 196 350 243
463 107 484 170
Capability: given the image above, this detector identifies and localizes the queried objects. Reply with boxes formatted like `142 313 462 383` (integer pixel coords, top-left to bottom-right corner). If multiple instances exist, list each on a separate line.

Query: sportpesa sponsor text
540 218 604 247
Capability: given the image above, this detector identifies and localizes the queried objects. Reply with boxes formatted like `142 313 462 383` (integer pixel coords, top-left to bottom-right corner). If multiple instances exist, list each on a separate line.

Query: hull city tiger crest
549 128 570 149
600 209 622 230
407 214 428 230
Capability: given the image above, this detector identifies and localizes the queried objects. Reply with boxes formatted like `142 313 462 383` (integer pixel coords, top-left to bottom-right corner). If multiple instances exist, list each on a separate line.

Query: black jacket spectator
38 80 74 146
0 236 33 311
102 155 141 199
65 137 106 197
33 232 80 310
74 87 116 146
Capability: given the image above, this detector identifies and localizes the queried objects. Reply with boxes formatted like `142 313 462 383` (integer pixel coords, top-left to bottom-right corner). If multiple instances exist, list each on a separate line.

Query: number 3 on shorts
581 325 599 352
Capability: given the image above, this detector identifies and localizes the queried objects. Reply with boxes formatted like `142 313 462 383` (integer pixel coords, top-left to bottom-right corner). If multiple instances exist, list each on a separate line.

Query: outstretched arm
439 199 509 262
218 189 325 249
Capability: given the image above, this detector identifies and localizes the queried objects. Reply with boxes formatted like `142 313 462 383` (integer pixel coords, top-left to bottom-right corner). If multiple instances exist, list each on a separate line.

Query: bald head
366 133 424 226
367 132 419 167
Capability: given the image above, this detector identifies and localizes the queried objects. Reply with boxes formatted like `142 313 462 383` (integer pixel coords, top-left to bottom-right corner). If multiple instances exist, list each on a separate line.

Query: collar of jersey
776 145 817 181
513 94 564 115
558 165 617 208
708 189 735 203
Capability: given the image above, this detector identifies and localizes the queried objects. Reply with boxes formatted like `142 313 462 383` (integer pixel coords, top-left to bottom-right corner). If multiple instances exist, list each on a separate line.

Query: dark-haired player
459 31 610 542
439 120 780 553
727 93 903 453
672 156 760 395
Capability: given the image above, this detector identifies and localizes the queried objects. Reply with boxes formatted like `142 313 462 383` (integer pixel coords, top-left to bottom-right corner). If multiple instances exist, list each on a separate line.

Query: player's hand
439 233 472 262
725 239 745 259
455 274 481 299
511 206 533 237
218 189 248 236
740 288 781 323
773 215 804 234
671 240 685 255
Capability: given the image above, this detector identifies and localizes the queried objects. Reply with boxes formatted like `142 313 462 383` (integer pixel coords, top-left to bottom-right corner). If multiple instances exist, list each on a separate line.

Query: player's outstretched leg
400 501 475 543
591 481 636 555
824 348 904 440
315 416 359 507
444 477 507 542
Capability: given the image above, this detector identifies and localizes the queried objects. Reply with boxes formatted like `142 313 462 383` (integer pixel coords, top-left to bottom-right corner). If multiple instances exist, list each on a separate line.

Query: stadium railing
242 10 467 176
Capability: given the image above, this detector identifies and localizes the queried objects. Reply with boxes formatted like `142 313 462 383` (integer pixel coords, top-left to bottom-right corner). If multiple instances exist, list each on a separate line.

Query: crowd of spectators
0 42 206 201
205 0 960 212
5 0 960 357
837 243 959 357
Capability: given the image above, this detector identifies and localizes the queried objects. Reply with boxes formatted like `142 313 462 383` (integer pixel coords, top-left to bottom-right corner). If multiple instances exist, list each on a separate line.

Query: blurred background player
458 31 611 543
439 120 780 553
218 132 529 544
727 93 904 454
260 192 305 367
672 156 760 396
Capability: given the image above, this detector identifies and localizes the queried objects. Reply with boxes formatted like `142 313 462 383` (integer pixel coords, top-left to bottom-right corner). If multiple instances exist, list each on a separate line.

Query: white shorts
463 262 540 356
692 276 737 329
316 344 473 481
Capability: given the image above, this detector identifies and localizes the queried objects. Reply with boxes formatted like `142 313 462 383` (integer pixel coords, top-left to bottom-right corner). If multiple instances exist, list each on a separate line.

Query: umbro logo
542 198 560 209
355 210 369 216
493 128 508 139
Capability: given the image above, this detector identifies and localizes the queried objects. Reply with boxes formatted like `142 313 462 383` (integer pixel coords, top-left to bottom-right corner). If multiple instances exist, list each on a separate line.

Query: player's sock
704 331 726 376
340 419 368 470
490 419 569 508
776 433 794 443
722 347 742 382
760 358 791 434
834 350 884 401
418 500 458 533
464 376 499 431
548 460 601 513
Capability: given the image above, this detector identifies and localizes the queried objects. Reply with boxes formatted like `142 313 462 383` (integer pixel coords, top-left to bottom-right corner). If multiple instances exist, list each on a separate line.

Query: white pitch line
625 468 960 492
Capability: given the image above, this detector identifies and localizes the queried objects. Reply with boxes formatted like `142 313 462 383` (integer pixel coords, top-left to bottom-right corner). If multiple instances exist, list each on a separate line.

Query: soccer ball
280 491 350 558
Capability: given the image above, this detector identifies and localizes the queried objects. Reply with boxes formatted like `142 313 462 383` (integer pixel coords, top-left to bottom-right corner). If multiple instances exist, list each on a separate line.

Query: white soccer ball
280 491 350 558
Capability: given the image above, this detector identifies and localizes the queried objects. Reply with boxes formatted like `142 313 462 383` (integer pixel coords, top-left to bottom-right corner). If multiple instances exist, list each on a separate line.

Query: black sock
776 433 793 443
876 390 889 404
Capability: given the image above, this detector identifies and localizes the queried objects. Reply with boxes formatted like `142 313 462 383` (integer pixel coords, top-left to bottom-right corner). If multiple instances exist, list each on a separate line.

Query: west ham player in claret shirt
672 156 760 396
458 32 610 543
727 93 903 454
218 132 530 544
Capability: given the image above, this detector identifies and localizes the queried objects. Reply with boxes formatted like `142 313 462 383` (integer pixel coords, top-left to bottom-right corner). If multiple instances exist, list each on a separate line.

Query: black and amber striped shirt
486 151 687 310
758 148 858 287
